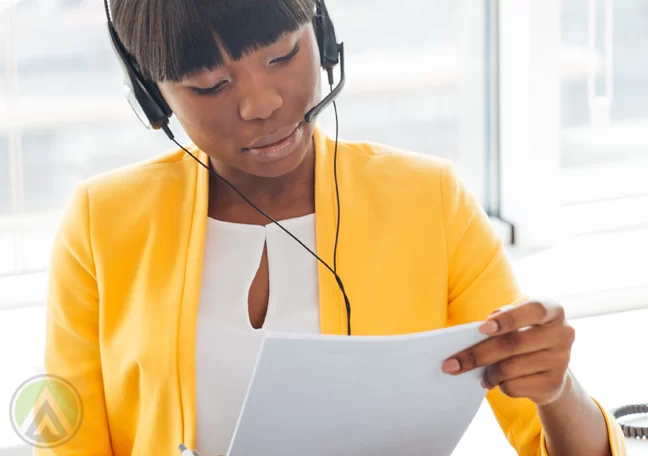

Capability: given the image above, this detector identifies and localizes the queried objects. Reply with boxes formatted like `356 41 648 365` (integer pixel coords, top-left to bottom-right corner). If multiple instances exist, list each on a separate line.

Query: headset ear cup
107 22 171 130
146 82 173 118
315 0 340 68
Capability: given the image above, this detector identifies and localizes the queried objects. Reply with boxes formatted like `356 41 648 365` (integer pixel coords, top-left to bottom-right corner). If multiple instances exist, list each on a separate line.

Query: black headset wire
330 84 350 334
331 94 341 275
160 80 351 336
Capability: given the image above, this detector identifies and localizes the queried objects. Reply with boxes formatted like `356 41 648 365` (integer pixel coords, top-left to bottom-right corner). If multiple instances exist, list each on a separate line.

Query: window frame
498 0 648 247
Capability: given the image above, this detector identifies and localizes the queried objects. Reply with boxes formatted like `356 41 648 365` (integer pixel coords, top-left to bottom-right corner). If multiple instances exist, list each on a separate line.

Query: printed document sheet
227 322 490 456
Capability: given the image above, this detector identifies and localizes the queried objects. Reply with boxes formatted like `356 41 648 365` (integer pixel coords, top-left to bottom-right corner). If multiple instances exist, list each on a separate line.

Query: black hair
110 0 316 82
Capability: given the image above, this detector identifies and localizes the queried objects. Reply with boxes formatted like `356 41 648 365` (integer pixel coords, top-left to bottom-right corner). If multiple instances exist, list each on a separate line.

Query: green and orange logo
9 374 83 448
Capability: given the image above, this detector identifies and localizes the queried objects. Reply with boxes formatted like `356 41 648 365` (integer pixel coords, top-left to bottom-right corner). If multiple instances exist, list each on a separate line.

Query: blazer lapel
314 126 348 336
176 147 210 449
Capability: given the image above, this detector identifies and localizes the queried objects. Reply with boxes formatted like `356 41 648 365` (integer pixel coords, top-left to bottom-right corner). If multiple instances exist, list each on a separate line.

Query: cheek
304 41 323 105
182 103 233 136
168 93 240 145
278 30 322 115
282 55 322 118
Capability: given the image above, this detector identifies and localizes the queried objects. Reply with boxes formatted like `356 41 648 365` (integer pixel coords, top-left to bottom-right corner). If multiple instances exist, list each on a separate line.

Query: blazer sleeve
35 181 113 455
439 162 626 456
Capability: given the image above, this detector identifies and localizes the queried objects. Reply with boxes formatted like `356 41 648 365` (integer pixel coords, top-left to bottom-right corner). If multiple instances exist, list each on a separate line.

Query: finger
482 348 569 389
443 323 560 374
498 371 568 405
479 298 565 336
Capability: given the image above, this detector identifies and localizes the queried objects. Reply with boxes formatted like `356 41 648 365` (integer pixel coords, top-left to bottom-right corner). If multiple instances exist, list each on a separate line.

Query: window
498 0 648 317
320 0 494 209
559 0 648 237
499 0 648 244
0 0 175 281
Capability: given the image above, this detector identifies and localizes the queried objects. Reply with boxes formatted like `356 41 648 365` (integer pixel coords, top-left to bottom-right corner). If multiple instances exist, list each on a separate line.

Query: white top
195 214 321 456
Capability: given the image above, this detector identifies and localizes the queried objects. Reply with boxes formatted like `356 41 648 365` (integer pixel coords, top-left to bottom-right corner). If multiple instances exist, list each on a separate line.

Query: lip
244 124 302 162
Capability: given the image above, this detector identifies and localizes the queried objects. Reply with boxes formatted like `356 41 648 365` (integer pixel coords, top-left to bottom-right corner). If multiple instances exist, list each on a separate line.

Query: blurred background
1 0 647 454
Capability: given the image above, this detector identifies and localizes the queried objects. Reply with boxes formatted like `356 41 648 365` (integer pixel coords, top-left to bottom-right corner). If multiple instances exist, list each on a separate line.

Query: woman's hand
441 299 576 406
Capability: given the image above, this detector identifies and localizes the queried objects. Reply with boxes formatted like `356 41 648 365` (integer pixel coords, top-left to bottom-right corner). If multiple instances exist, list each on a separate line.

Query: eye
271 41 301 65
191 80 228 96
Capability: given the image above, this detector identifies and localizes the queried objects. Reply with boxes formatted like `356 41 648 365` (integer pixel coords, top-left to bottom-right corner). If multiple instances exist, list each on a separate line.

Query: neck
208 139 316 223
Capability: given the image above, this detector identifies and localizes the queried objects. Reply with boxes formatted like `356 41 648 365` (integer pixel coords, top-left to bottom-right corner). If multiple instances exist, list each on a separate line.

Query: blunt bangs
111 0 316 82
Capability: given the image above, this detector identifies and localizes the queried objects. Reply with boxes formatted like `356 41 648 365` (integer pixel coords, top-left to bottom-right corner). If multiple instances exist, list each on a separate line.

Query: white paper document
227 322 490 456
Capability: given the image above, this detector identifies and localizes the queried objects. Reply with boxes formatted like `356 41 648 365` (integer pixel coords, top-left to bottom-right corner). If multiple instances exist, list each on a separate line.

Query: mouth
243 124 303 163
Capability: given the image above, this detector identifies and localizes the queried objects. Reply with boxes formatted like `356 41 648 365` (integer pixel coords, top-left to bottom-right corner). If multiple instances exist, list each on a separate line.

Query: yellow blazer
41 126 625 455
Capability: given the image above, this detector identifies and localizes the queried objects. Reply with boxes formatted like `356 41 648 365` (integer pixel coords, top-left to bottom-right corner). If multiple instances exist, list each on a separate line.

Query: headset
104 0 351 336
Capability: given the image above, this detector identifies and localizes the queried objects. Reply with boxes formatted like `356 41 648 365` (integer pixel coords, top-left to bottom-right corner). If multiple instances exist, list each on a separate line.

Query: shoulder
55 143 204 249
338 135 454 176
65 143 208 231
318 129 463 199
319 130 483 229
81 144 201 200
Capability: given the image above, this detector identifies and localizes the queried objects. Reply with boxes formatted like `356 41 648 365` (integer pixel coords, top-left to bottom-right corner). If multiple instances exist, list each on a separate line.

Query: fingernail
479 320 499 335
480 379 488 389
442 359 461 374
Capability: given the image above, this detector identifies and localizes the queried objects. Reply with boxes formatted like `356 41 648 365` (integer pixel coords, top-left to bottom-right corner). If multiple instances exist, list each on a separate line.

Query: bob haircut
110 0 316 83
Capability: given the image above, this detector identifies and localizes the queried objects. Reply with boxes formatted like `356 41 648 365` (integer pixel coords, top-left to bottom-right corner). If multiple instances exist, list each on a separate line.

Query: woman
42 0 626 454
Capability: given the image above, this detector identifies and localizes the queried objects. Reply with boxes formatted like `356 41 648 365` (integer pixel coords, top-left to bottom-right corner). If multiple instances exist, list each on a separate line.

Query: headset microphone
304 43 345 123
104 0 352 336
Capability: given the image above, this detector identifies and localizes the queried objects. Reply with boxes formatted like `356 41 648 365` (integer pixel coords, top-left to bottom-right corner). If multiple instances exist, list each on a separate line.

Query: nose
238 75 283 121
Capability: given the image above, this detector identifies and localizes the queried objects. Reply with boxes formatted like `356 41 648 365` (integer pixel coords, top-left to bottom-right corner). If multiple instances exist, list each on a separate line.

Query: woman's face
158 24 322 179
